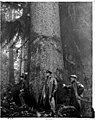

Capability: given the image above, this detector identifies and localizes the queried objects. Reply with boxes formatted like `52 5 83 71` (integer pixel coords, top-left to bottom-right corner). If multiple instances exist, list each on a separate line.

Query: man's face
20 77 24 81
46 73 51 78
70 77 76 83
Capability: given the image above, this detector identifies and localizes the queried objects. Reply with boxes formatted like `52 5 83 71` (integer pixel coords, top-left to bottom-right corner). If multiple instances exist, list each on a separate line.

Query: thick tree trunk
59 2 92 117
75 3 92 117
9 47 14 85
30 2 64 102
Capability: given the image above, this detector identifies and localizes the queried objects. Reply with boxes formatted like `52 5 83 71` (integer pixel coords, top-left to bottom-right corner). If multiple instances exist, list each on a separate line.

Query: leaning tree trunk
30 2 64 102
9 47 14 85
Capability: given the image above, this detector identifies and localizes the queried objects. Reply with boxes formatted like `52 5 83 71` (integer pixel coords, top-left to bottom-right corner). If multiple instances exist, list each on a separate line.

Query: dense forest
0 2 93 117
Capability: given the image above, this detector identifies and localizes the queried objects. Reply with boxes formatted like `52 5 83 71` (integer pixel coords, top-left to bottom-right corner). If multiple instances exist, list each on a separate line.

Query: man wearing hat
69 75 84 99
19 74 28 106
42 70 57 116
63 74 84 117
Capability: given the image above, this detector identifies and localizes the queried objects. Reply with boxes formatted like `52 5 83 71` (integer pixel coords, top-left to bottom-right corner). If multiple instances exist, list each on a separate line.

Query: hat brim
46 70 52 74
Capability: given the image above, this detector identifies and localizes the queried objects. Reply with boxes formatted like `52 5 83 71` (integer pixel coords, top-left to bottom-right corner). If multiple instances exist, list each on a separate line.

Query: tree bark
19 43 22 76
27 38 31 88
30 2 64 102
19 40 25 76
9 47 14 85
27 5 31 88
59 3 92 117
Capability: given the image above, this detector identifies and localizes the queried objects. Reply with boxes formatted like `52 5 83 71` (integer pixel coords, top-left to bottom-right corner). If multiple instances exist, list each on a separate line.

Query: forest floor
0 84 94 118
1 93 94 118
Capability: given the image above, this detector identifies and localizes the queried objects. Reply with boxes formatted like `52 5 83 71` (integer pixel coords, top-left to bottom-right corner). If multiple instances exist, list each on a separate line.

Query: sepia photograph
0 1 94 118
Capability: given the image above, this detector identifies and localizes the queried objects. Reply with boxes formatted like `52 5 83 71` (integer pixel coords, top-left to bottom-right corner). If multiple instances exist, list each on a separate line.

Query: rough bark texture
59 2 92 117
30 2 64 102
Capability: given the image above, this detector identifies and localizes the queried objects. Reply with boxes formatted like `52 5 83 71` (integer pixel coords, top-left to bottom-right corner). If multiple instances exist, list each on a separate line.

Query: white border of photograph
0 0 94 119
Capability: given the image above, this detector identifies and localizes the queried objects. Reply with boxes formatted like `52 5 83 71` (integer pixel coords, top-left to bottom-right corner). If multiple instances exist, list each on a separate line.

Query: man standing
69 75 84 117
45 70 57 116
62 75 84 117
19 74 28 107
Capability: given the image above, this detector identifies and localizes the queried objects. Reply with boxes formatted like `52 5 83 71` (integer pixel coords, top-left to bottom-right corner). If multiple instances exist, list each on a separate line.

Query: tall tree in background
1 2 30 85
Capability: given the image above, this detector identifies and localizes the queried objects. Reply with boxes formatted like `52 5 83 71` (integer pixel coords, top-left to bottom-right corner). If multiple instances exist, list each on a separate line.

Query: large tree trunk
9 47 14 85
59 2 92 117
30 2 64 102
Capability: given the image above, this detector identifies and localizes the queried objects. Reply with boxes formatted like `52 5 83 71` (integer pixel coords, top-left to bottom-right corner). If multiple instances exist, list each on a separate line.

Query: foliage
1 2 31 87
1 2 30 47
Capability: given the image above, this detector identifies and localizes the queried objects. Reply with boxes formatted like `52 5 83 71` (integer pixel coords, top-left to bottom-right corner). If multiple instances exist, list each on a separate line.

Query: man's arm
72 81 79 99
53 78 57 93
76 95 91 103
49 78 57 98
73 82 91 102
63 84 71 89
